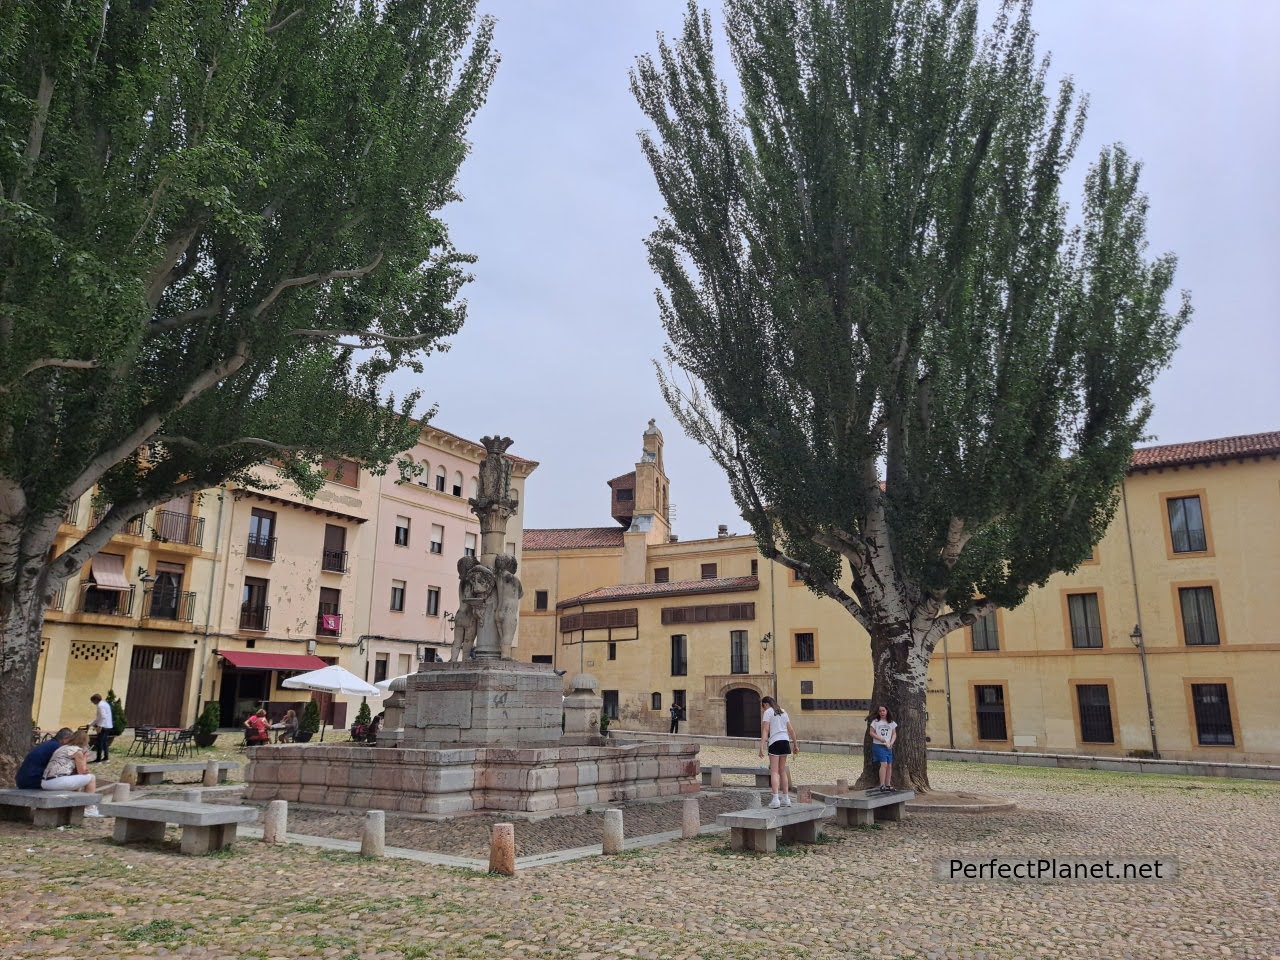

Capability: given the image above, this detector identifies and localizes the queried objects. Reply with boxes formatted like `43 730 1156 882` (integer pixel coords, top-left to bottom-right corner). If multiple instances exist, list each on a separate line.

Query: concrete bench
0 789 102 827
132 761 238 786
812 787 916 826
701 765 772 788
716 803 826 853
100 798 258 854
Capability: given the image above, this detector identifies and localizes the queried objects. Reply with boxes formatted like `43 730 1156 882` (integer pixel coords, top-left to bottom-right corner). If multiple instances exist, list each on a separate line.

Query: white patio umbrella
281 665 380 741
373 673 412 694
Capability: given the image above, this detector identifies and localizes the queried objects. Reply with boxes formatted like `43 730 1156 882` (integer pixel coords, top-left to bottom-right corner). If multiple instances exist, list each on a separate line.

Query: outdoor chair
128 726 161 757
169 728 195 759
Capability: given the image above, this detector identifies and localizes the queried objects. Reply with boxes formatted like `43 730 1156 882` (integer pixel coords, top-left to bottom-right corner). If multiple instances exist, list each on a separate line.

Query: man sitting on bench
16 728 72 789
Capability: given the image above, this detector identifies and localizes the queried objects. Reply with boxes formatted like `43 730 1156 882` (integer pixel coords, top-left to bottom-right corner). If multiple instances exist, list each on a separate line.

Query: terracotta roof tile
1129 431 1280 471
558 576 759 607
608 471 637 488
523 527 626 550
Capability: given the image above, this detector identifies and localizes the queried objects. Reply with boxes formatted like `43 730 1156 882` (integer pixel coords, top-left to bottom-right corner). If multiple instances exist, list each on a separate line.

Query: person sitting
16 727 73 789
244 708 270 746
42 729 99 816
365 712 384 744
280 709 299 743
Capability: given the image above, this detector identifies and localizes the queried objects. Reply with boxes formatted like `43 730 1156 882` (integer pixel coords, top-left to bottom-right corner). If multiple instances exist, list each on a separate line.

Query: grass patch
123 919 190 943
290 900 327 914
63 910 112 921
299 933 357 950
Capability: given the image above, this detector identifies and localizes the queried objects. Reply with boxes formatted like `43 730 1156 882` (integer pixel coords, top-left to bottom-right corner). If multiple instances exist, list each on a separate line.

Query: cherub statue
493 554 523 659
450 555 495 661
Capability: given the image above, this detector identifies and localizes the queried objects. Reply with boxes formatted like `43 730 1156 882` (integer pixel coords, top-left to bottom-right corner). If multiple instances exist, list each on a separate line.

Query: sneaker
83 806 101 818
781 794 793 806
769 795 782 808
882 785 894 793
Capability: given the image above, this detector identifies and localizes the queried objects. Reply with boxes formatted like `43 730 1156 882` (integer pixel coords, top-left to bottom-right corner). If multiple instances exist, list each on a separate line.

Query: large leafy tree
633 0 1189 789
0 0 496 773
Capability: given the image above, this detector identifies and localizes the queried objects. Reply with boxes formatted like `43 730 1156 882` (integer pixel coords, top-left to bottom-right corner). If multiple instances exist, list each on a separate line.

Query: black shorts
767 740 792 756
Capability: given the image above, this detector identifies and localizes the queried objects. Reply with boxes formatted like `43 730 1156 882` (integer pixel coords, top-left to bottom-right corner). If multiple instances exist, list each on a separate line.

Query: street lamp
1130 624 1161 759
760 632 777 699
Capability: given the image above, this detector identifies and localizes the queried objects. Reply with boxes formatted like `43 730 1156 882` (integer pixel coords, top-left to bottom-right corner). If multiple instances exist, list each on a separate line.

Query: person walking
758 695 798 808
869 705 898 792
89 693 113 763
42 729 99 815
669 701 684 734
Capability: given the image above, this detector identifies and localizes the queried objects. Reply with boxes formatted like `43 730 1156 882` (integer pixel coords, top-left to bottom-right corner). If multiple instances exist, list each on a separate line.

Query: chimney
717 525 729 538
668 534 679 543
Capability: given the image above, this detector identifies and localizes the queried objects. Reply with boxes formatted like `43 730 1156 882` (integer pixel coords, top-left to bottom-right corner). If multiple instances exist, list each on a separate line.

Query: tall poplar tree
0 0 496 774
632 0 1189 789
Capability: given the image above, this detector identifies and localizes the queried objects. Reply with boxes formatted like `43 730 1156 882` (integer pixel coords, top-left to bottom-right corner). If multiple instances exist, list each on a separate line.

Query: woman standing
869 705 898 792
758 696 798 808
42 729 99 816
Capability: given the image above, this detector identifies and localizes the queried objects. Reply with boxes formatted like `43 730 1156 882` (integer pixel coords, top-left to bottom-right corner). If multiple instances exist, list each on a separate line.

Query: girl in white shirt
868 704 898 792
758 696 799 808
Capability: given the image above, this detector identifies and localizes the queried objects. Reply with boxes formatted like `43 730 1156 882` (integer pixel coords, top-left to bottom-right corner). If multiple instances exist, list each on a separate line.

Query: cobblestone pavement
2 748 1277 960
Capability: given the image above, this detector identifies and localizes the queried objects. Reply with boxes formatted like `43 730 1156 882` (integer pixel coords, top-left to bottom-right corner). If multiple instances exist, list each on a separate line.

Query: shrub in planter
105 689 127 735
298 699 321 742
193 701 220 747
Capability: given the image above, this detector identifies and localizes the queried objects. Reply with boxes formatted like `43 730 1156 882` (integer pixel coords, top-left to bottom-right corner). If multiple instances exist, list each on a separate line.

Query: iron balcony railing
239 604 270 632
89 505 144 536
63 501 79 525
78 583 135 617
152 509 205 547
142 589 196 623
48 581 67 612
246 534 277 561
321 549 348 573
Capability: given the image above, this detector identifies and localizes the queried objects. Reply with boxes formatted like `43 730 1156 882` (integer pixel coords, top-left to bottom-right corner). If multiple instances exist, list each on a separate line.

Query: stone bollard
796 785 813 804
744 790 762 809
836 778 849 793
489 823 516 876
263 800 287 844
202 760 220 787
110 782 131 802
120 763 137 787
602 809 624 855
181 789 201 803
708 766 723 788
681 797 700 839
360 810 385 858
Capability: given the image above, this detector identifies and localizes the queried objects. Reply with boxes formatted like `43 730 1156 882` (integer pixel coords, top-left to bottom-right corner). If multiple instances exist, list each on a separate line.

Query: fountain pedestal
400 659 563 748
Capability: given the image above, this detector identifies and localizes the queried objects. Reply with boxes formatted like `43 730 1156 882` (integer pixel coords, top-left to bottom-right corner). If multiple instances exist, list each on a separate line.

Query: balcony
88 506 144 537
78 583 135 617
316 611 343 637
246 534 277 561
142 589 196 623
239 605 270 632
321 549 348 573
152 509 205 547
63 501 79 526
47 581 67 612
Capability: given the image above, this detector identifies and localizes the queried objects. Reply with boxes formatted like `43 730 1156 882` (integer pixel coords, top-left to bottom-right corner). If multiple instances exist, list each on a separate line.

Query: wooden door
126 646 191 727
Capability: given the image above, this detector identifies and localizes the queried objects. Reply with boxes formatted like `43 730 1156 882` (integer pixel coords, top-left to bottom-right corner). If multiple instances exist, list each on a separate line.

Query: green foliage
300 699 321 736
599 713 611 736
633 0 1189 617
193 700 220 735
105 689 126 734
355 699 372 728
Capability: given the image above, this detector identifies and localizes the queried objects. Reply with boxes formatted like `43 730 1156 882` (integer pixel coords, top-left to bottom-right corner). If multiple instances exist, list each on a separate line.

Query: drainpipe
1121 476 1160 759
768 557 778 700
195 485 230 719
942 631 955 749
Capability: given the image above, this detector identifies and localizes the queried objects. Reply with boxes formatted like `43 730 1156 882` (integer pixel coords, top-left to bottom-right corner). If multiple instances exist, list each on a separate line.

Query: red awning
217 650 329 672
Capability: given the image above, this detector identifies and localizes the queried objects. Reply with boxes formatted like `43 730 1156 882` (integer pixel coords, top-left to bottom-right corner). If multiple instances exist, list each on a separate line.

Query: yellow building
521 425 1280 763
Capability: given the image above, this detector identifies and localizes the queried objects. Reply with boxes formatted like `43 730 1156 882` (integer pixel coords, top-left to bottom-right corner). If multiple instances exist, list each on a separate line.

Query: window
463 532 476 558
390 580 406 612
651 692 662 711
434 465 447 492
374 655 389 684
427 586 440 617
670 635 688 676
616 488 633 502
247 508 276 560
417 461 432 488
470 477 479 498
1179 586 1220 646
322 524 347 573
662 602 755 625
602 690 619 720
398 653 413 675
531 655 553 664
535 590 549 611
393 515 410 547
1167 495 1207 554
322 458 360 489
452 471 464 498
730 630 749 674
672 689 686 715
240 577 269 631
653 567 669 584
607 641 617 661
792 568 803 582
1191 683 1234 745
1067 593 1103 648
795 632 816 663
971 611 999 651
974 684 1008 740
750 558 758 577
1075 684 1114 743
701 563 717 579
430 524 444 555
317 587 341 636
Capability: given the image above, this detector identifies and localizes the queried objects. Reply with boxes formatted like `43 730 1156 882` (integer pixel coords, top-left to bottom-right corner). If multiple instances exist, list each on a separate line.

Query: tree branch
1 358 100 390
152 434 303 457
149 305 220 334
288 329 439 347
253 251 383 320
265 8 304 34
923 598 996 651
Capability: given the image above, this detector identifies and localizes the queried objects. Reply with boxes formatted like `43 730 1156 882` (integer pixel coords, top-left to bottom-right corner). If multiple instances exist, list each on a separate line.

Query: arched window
651 692 662 711
416 461 432 488
469 476 479 498
434 464 446 492
452 471 464 498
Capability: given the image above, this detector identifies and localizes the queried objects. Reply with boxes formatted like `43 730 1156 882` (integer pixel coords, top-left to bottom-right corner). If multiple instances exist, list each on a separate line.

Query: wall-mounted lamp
307 640 317 655
760 632 772 653
137 566 156 583
1129 624 1144 647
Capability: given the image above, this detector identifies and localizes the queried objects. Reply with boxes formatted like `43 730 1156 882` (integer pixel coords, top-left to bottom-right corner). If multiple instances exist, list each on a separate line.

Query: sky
387 0 1280 540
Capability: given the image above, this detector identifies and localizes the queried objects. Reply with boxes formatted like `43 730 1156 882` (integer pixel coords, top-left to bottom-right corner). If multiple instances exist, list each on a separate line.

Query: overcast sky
387 0 1280 539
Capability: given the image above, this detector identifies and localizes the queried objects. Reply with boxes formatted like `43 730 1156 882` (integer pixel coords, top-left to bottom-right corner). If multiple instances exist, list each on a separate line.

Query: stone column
120 763 137 786
181 789 201 803
489 823 516 876
263 800 287 844
361 810 385 858
681 798 700 839
111 782 131 802
602 809 624 855
203 760 221 787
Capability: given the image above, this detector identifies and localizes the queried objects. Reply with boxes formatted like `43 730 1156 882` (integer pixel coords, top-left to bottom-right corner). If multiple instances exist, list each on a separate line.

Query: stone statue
494 554 523 659
451 555 495 661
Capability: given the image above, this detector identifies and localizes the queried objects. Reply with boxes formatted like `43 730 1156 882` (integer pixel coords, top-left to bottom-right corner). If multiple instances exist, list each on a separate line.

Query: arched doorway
726 687 761 738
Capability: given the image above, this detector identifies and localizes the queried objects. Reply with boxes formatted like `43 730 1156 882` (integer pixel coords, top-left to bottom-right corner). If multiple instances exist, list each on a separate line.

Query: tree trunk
0 574 49 786
857 627 932 792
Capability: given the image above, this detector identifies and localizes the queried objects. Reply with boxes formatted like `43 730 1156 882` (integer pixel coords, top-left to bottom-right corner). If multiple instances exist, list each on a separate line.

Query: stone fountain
244 436 699 816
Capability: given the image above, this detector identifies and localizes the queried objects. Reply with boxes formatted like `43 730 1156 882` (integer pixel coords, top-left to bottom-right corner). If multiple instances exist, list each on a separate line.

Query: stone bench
716 803 826 853
812 787 916 826
0 789 102 827
100 798 258 854
132 761 238 786
700 765 772 788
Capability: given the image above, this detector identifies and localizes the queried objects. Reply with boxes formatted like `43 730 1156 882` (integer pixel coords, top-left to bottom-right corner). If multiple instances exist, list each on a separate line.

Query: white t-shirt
95 700 113 731
870 719 897 746
763 707 791 745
